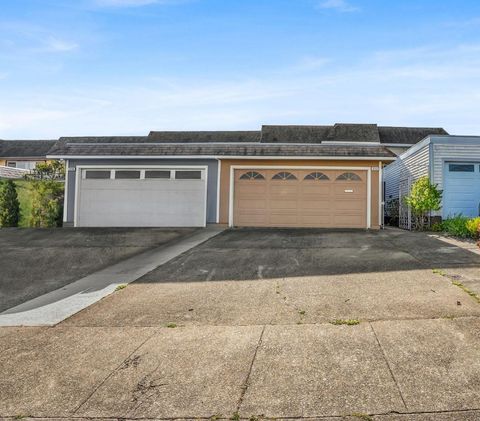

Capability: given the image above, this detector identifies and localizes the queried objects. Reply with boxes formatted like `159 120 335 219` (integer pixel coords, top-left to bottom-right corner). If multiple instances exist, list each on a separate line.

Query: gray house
384 135 480 228
47 124 448 229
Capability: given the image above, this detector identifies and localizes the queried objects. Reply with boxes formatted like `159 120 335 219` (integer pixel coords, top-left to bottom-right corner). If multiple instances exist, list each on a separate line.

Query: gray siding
65 158 218 225
384 142 430 200
432 143 480 189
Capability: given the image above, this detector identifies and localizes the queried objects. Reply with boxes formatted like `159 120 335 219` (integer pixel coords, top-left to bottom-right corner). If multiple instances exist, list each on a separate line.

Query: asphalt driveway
0 227 196 312
1 228 480 419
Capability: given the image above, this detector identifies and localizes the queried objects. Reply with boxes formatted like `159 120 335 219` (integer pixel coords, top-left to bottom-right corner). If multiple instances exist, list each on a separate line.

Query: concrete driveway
0 227 196 312
1 228 480 419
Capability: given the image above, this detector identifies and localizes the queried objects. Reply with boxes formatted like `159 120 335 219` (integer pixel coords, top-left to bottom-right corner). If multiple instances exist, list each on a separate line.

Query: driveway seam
369 322 408 411
10 407 480 420
236 324 266 412
63 314 480 328
72 327 160 415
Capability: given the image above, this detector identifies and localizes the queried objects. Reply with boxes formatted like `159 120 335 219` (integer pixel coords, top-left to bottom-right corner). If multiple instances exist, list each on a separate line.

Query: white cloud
92 0 184 7
2 43 480 137
317 0 359 13
43 37 78 52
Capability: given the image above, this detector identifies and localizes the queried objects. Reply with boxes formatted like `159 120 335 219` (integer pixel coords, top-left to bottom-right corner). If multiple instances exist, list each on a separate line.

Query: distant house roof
378 126 449 145
0 166 30 179
148 131 261 143
47 123 448 159
0 139 57 159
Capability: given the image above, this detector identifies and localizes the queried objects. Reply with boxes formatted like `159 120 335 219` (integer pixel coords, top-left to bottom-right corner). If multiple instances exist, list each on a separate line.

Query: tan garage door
233 169 367 228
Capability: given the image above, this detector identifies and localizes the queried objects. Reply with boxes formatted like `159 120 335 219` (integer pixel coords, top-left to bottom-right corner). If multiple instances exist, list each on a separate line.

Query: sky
1 0 480 138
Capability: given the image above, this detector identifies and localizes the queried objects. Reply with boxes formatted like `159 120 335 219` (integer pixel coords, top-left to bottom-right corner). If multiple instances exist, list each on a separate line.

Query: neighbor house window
336 172 362 181
239 171 265 180
272 171 297 180
85 170 111 179
6 161 16 168
175 170 202 180
115 170 141 179
449 164 474 172
304 172 329 180
145 170 171 179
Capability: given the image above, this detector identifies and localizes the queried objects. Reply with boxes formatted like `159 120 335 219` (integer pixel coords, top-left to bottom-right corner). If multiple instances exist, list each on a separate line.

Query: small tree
404 176 442 230
26 160 65 181
0 179 21 227
30 180 64 227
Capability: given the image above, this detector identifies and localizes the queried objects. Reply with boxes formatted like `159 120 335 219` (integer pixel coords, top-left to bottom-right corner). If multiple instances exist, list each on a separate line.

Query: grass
230 412 240 421
330 319 360 326
13 180 34 228
115 284 127 291
350 413 373 421
452 281 480 304
432 268 446 276
166 323 178 328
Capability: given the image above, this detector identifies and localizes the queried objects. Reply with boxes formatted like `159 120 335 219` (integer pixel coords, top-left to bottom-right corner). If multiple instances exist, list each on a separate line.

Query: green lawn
12 180 34 227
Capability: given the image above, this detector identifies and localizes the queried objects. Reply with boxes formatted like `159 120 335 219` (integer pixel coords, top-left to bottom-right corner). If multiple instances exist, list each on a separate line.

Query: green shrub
0 180 20 227
440 215 470 238
29 180 64 228
466 217 480 238
404 177 442 230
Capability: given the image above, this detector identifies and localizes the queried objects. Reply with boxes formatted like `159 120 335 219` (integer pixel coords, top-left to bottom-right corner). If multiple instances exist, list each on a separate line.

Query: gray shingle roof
148 131 261 143
48 142 396 158
47 123 448 158
261 124 447 144
378 126 449 144
0 139 57 158
0 165 30 179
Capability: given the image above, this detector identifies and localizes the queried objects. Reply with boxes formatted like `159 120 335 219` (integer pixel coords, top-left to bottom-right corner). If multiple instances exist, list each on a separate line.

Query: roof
47 123 448 159
48 141 396 158
0 165 30 179
261 124 448 144
261 124 381 143
148 131 260 143
378 126 449 145
0 139 57 158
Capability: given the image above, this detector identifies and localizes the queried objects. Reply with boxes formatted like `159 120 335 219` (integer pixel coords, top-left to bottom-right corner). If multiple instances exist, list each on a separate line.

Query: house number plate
344 189 354 193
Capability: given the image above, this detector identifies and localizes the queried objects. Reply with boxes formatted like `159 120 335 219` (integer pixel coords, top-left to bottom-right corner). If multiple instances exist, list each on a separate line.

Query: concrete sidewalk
0 226 224 326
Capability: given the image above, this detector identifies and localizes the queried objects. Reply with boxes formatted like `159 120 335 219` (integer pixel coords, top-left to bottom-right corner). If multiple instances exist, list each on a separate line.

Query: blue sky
1 0 480 138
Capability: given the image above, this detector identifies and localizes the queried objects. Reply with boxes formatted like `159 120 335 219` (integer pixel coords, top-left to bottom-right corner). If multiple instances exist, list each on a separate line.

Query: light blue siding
443 162 480 218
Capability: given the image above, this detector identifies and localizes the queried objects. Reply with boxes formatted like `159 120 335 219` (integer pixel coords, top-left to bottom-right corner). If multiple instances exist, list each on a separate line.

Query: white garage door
76 168 207 227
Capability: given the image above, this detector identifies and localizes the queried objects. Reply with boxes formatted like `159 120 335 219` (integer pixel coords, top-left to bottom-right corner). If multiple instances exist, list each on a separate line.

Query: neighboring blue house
384 135 480 228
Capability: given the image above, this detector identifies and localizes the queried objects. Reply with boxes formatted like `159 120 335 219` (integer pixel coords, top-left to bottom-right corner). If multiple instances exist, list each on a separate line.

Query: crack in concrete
72 328 160 415
236 325 266 413
369 322 408 411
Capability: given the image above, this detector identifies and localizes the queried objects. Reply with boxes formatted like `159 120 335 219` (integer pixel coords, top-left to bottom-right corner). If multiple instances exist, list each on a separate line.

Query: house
0 139 57 170
384 135 480 228
47 123 447 229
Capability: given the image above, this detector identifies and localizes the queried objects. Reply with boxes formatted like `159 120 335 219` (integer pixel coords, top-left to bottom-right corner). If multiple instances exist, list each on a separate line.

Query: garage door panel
237 199 267 210
233 168 368 228
78 169 206 227
444 162 480 218
301 200 332 210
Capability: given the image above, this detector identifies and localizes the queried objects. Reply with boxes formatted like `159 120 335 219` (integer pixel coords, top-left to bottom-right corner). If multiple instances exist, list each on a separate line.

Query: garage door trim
229 165 372 228
74 164 208 227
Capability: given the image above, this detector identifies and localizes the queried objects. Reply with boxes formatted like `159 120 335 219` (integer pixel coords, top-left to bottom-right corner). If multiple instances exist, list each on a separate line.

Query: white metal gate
398 177 411 230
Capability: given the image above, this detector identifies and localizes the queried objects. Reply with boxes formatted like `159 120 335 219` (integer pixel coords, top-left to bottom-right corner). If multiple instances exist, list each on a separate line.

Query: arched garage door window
304 172 329 180
272 171 297 180
336 172 362 181
239 171 265 180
